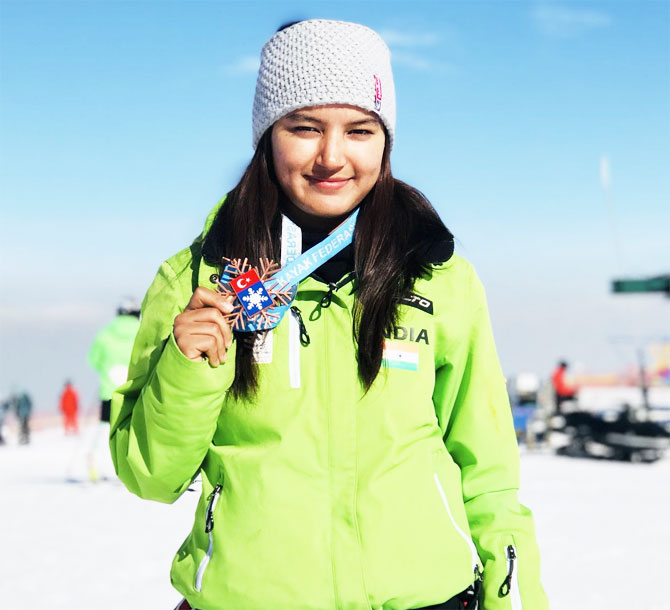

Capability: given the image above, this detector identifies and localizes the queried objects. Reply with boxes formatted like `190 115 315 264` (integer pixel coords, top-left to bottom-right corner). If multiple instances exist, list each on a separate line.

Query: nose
315 130 345 172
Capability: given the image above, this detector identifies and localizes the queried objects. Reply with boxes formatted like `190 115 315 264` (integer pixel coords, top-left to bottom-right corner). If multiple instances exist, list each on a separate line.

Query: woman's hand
173 288 236 366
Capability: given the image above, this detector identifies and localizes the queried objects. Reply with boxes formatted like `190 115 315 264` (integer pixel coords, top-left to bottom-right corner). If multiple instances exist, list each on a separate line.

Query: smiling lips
305 175 351 190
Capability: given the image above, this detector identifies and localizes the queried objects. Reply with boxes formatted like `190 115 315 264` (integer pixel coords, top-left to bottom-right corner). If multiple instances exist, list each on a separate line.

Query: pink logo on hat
374 75 382 111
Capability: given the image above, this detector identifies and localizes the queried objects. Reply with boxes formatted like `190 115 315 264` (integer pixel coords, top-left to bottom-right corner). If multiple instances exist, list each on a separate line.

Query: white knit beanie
252 19 396 149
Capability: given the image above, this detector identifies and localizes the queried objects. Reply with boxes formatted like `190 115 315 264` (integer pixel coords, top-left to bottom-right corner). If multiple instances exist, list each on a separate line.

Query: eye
348 129 373 136
292 126 319 133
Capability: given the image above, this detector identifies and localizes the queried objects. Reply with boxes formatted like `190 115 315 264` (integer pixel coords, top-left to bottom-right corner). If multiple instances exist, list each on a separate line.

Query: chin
304 200 353 217
315 207 354 219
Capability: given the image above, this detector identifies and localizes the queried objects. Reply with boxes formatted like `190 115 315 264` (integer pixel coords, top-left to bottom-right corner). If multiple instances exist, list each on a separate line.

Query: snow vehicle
551 405 670 463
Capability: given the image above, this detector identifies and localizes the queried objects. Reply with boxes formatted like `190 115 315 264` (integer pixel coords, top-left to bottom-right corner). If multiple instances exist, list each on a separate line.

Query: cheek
358 157 383 185
357 140 385 184
274 147 307 184
271 130 298 189
272 153 297 196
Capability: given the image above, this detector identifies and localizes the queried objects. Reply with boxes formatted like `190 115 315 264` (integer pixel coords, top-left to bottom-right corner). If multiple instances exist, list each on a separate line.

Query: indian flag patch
382 340 419 371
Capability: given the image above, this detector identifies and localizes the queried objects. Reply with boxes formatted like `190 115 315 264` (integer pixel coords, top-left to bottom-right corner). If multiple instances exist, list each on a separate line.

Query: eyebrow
348 118 380 127
285 113 380 127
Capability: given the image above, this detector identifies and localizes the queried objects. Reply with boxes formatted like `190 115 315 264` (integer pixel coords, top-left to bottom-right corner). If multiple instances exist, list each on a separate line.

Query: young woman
110 19 548 610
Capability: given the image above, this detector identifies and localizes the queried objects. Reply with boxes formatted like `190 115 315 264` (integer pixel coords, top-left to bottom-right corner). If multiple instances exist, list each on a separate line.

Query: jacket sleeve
433 266 549 609
109 257 236 504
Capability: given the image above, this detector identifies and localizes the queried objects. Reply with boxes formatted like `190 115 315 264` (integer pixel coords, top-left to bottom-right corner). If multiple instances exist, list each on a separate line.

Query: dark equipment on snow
551 405 670 463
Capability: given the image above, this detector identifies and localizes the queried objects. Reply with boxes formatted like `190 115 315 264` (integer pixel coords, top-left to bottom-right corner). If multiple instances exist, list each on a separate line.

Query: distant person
0 398 8 445
11 388 33 445
59 380 79 435
551 360 577 412
87 298 140 480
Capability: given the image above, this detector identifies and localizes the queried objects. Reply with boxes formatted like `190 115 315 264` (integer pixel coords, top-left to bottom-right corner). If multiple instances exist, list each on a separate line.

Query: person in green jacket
110 20 548 610
87 298 140 480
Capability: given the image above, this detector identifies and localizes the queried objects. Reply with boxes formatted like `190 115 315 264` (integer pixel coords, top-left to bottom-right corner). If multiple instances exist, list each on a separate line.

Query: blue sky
1 0 669 411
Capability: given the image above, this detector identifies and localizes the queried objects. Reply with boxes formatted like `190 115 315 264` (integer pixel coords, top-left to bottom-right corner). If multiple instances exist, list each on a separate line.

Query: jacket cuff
153 332 236 398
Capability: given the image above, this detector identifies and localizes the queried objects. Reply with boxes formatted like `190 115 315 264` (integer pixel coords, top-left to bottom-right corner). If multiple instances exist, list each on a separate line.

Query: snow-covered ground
2 424 668 610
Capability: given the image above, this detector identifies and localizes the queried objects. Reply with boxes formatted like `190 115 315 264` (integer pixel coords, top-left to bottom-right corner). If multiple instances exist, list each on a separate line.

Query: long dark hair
203 128 452 399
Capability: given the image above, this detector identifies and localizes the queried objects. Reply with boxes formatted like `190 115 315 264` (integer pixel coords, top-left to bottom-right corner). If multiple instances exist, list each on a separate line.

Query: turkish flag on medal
230 269 273 317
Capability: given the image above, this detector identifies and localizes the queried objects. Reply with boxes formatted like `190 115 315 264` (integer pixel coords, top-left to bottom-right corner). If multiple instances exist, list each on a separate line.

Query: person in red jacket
59 380 79 435
551 361 577 412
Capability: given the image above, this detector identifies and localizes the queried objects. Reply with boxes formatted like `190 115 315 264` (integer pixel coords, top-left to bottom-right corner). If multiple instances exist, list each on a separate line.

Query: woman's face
271 105 385 230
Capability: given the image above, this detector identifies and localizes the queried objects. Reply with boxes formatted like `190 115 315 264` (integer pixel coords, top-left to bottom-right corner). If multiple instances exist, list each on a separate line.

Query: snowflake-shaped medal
210 257 296 332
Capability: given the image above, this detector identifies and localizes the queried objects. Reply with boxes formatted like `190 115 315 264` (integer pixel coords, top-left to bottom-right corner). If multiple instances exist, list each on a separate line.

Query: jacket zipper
432 473 481 575
288 308 300 388
288 306 310 389
499 544 522 609
287 271 353 388
194 484 222 592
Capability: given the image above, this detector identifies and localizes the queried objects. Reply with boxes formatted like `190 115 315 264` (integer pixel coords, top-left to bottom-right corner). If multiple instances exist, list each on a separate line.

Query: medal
210 258 296 332
210 209 358 332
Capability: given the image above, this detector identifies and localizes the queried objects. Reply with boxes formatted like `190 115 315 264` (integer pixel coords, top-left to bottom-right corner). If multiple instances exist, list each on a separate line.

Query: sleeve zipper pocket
195 484 223 591
499 543 522 609
205 484 222 533
499 544 516 597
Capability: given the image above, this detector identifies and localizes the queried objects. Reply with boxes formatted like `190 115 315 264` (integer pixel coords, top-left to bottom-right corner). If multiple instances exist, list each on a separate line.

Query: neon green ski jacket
110 209 548 610
88 314 140 400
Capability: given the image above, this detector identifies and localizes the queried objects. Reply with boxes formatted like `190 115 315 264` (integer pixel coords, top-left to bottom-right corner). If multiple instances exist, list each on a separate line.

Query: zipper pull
320 283 336 308
319 272 357 308
474 564 483 582
290 306 310 346
205 484 222 534
498 545 516 597
458 565 483 608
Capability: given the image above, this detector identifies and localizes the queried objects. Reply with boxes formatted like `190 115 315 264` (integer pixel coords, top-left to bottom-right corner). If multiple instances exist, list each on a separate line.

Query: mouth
305 176 351 190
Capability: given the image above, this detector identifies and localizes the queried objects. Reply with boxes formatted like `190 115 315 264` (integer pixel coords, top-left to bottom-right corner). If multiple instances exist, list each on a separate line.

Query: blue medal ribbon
219 209 358 332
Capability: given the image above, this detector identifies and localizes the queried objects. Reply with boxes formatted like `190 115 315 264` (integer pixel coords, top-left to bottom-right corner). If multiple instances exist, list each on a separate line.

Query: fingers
179 308 233 348
180 332 225 367
174 322 227 365
184 287 235 314
174 289 237 366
